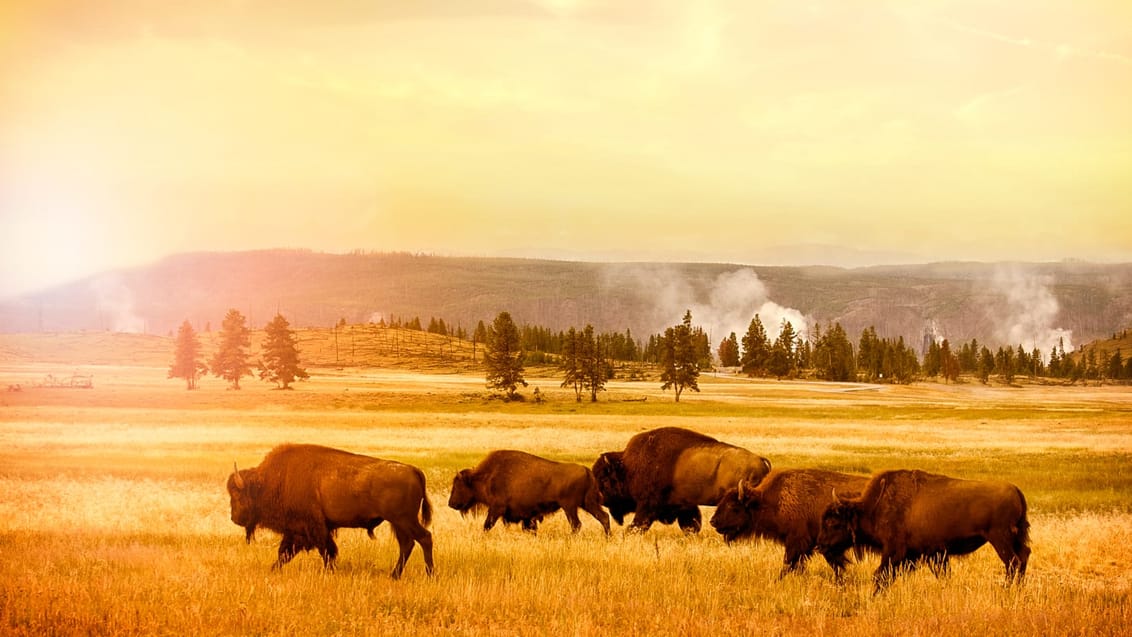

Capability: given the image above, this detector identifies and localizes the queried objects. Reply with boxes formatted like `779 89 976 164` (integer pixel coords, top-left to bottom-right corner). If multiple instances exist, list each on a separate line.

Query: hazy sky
2 0 1130 298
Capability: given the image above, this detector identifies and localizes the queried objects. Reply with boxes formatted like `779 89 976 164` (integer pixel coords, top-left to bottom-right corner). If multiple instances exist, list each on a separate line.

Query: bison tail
1013 487 1031 552
420 493 433 528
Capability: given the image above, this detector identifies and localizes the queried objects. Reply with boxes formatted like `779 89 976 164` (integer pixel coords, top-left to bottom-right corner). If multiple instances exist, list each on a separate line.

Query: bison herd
227 427 1030 592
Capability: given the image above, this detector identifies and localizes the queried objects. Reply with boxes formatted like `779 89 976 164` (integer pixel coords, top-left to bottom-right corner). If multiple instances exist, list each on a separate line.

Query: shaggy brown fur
818 469 1030 592
593 427 771 533
710 469 869 579
448 450 610 534
227 443 434 578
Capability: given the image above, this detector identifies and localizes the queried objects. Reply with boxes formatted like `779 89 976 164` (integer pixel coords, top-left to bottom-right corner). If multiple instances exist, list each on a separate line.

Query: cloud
943 19 1033 48
1055 43 1132 67
942 17 1131 66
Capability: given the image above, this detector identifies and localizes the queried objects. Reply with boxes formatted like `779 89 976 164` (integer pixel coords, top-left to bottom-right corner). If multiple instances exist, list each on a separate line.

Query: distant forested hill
2 250 1129 354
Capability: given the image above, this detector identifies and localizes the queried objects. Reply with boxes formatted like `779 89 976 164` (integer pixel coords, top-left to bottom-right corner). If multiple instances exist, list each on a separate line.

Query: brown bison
592 427 771 533
448 450 610 534
817 469 1030 592
227 443 434 578
710 469 870 579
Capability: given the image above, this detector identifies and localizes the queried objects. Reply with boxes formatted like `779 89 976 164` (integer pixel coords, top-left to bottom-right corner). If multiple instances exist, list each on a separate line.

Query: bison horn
831 488 840 504
232 461 245 489
737 479 748 501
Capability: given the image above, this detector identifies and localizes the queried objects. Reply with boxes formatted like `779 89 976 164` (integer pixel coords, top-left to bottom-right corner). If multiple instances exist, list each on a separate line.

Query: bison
448 450 610 534
227 443 434 578
593 427 771 533
710 469 870 579
817 469 1030 592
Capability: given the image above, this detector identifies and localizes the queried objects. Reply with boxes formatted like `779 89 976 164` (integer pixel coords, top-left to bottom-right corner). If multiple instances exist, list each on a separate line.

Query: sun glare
0 203 105 297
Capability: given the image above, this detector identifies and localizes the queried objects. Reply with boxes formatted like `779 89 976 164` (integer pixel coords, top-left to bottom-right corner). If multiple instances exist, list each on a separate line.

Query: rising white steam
991 266 1073 354
90 275 145 333
604 266 807 346
699 269 808 345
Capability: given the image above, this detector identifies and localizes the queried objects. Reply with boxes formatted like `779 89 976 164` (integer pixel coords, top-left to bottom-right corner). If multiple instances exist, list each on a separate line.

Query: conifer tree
560 327 583 401
211 309 252 389
169 320 207 390
718 332 740 367
814 321 856 381
660 310 700 402
740 315 770 377
258 313 308 389
768 319 797 379
580 324 608 402
978 346 995 384
484 311 526 400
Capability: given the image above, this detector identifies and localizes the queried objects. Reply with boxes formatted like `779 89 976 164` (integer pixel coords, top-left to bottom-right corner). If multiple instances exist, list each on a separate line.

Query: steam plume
991 266 1073 354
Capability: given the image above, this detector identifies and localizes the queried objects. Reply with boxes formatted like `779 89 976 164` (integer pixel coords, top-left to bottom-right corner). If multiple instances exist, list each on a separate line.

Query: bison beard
227 444 435 578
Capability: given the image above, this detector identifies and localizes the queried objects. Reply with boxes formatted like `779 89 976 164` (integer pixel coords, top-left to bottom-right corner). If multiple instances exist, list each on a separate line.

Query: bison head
592 452 633 525
447 469 479 514
709 486 754 543
226 463 259 542
816 490 862 555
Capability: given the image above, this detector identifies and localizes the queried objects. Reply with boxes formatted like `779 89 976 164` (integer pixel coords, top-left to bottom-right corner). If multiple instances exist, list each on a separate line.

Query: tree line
171 307 1132 397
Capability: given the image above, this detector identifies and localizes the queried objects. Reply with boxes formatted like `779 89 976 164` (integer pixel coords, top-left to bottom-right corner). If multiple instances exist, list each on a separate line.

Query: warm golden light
2 1 1130 297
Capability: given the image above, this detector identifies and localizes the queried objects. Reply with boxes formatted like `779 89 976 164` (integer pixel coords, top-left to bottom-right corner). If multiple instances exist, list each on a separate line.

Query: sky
2 0 1130 298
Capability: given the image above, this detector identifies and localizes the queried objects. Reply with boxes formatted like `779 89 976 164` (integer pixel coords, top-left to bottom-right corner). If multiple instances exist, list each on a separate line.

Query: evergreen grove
172 309 1132 392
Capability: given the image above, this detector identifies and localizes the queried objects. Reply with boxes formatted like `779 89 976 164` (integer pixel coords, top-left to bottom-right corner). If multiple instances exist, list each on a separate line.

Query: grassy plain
1 339 1130 636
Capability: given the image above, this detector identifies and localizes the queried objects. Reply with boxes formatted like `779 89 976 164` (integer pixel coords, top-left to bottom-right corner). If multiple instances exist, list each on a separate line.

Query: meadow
1 348 1130 635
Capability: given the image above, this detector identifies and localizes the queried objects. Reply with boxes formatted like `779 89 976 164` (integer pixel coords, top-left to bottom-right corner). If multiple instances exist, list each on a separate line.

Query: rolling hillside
2 250 1130 353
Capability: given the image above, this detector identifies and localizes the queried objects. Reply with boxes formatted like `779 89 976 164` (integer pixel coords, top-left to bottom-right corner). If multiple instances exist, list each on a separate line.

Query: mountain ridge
2 250 1129 355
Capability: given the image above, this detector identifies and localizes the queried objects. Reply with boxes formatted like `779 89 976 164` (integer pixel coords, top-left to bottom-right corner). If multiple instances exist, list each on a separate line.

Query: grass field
1 340 1130 635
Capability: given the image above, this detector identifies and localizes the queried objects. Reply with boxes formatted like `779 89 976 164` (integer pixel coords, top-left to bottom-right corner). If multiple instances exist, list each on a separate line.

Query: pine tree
718 332 740 367
660 311 701 402
978 346 995 384
768 320 797 379
485 311 526 400
740 315 770 377
472 320 488 363
211 309 252 389
815 321 855 381
560 327 583 402
581 324 608 402
258 313 308 389
169 320 207 390
940 339 960 383
1108 349 1123 382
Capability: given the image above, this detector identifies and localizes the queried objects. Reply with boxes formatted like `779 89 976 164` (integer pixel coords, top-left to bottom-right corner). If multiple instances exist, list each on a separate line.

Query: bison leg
627 509 656 533
273 534 300 570
563 507 583 533
872 554 907 594
990 532 1029 586
319 534 339 570
390 521 435 579
521 518 540 533
677 508 702 535
925 552 950 579
583 502 612 536
780 542 815 579
365 518 385 539
417 526 435 577
390 526 415 580
482 506 505 532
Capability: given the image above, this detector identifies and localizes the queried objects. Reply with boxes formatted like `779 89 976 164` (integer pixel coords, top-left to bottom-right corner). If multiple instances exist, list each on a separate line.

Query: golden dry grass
1 347 1130 635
